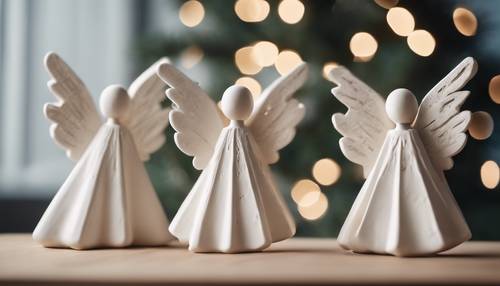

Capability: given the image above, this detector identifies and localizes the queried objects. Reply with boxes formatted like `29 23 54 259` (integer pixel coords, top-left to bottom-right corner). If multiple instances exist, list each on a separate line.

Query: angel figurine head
328 57 477 257
33 52 174 249
157 62 308 253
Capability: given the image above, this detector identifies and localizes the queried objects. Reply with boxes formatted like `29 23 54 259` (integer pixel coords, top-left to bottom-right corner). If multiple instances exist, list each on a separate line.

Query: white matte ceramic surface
33 52 174 249
157 62 308 253
328 57 477 257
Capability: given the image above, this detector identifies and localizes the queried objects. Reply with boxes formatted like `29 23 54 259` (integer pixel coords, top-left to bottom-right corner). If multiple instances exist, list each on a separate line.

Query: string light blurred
312 158 341 186
275 50 302 75
481 161 499 190
386 7 415 36
469 111 494 140
489 75 500 104
291 179 320 205
407 29 435 57
278 0 305 24
235 77 262 99
298 192 328 220
252 41 279 67
179 0 205 27
235 46 262 75
349 32 378 61
180 46 204 69
322 62 338 79
374 0 399 9
234 0 270 23
453 7 477 36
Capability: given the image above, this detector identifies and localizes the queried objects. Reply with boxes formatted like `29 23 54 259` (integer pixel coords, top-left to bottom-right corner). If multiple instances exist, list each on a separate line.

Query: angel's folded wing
43 52 101 161
328 66 394 178
413 57 478 171
246 63 308 165
127 58 171 161
157 63 224 170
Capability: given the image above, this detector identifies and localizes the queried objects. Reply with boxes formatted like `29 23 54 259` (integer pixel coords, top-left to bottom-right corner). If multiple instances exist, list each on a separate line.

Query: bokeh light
179 0 205 27
298 192 329 220
386 7 415 36
275 50 302 75
234 0 270 23
489 75 500 104
407 29 435 56
312 158 341 186
180 46 204 69
374 0 399 9
322 62 338 79
278 0 305 24
252 41 279 67
291 179 320 205
469 111 494 140
235 77 262 99
235 46 262 75
481 161 499 190
453 7 478 37
349 32 378 60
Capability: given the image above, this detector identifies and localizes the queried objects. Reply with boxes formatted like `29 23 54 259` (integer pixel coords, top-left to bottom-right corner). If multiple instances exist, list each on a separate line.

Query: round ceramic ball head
100 85 130 121
469 111 494 140
221 85 254 121
385 88 418 124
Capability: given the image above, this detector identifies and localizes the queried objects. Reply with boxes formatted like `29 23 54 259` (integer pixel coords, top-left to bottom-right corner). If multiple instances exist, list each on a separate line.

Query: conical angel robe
33 122 173 249
169 122 296 253
337 128 471 256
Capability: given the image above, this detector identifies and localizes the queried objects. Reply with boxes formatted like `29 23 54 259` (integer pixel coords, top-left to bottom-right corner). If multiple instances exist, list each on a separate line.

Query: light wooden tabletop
0 234 499 285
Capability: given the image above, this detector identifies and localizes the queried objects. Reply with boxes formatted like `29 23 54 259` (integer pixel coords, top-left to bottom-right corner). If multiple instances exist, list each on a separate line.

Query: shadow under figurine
328 57 477 257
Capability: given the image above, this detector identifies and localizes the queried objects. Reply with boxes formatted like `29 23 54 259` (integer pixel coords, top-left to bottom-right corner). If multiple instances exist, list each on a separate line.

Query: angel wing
327 66 394 178
43 52 102 161
246 63 308 165
157 63 225 170
127 58 171 161
413 57 477 171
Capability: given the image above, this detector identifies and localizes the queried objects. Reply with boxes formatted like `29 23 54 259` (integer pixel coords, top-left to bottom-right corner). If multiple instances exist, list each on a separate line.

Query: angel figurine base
328 58 477 257
157 63 308 253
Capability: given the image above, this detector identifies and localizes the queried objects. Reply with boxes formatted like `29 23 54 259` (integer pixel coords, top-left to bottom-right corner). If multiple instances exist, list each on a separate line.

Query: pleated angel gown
337 128 471 256
33 122 173 249
169 122 296 253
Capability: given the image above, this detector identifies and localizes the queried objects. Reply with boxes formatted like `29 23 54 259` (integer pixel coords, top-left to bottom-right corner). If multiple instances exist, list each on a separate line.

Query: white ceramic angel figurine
328 57 477 257
157 62 308 253
33 52 174 249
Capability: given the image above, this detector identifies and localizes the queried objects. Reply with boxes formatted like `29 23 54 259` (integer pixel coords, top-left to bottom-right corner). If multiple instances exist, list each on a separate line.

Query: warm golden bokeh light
481 160 499 190
349 32 378 59
386 7 415 36
235 77 262 99
322 62 338 78
298 191 321 207
180 46 204 69
179 0 205 27
291 179 320 205
235 46 262 75
312 158 341 186
278 0 305 24
489 75 500 104
298 192 328 221
234 0 270 23
374 0 399 9
453 7 478 36
275 50 302 75
407 29 435 57
252 41 279 67
469 111 494 140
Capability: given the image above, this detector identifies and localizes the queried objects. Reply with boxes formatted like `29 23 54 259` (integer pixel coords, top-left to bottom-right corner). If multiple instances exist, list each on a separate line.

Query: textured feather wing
246 62 308 165
327 66 394 178
43 52 101 161
413 57 477 171
157 63 224 170
127 58 171 161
